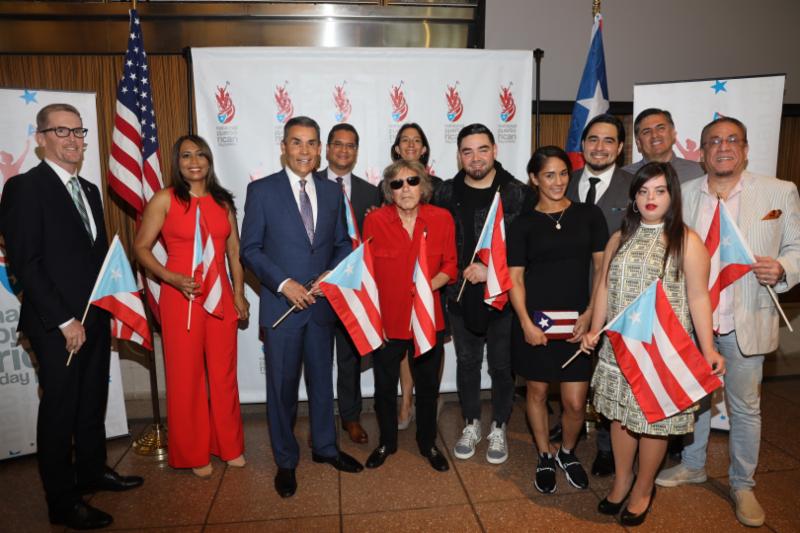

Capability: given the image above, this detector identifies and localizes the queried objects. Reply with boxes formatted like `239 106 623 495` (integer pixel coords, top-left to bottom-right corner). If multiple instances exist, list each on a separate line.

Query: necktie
336 176 344 190
299 178 315 243
67 177 93 239
585 177 601 205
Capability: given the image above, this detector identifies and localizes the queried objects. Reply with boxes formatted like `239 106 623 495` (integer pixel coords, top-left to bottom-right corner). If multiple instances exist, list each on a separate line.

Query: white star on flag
111 267 122 281
721 236 732 247
577 81 609 120
538 317 550 328
630 311 641 324
344 263 354 276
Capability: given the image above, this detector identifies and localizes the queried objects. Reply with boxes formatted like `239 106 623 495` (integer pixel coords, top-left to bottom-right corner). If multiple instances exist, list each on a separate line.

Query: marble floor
2 376 800 532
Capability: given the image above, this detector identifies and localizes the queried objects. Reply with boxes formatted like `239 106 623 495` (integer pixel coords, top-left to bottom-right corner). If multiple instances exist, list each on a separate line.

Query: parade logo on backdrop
0 252 20 296
0 307 34 389
333 82 352 123
445 82 464 123
1 139 30 186
676 137 702 162
275 82 294 124
215 82 236 125
390 82 409 123
497 82 518 144
365 167 381 187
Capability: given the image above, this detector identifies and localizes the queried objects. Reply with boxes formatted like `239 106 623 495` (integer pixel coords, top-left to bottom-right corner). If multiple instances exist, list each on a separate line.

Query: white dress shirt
578 164 616 204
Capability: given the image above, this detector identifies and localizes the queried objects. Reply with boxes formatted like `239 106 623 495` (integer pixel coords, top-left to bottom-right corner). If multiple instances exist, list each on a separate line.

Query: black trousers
372 335 443 453
28 319 111 513
334 322 363 422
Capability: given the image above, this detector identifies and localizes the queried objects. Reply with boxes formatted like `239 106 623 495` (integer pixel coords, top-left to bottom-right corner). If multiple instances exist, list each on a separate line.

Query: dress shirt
577 164 615 204
326 168 352 198
277 167 319 294
694 175 746 334
363 203 457 340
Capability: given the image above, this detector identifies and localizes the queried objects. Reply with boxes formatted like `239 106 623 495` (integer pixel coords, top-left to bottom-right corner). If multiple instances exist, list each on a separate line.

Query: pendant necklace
543 208 566 230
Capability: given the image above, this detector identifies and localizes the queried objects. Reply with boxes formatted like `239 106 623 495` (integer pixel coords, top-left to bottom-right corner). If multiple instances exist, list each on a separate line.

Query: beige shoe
730 488 765 527
227 455 246 468
192 463 213 478
655 463 707 487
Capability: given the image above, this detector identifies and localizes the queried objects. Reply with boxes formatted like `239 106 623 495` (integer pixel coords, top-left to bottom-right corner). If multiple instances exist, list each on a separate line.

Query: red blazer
363 203 457 340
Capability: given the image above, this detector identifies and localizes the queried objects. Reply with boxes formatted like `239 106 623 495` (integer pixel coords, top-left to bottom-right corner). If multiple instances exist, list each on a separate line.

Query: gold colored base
132 423 168 460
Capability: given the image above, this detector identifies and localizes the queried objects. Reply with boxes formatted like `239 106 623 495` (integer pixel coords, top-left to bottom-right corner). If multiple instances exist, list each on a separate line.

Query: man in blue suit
241 116 363 498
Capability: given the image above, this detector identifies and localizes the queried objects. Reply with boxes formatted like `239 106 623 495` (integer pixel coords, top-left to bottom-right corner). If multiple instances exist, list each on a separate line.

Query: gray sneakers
453 420 481 459
655 463 708 487
485 422 509 464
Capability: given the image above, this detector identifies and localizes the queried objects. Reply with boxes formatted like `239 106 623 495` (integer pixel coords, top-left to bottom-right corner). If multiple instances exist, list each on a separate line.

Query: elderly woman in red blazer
362 159 457 472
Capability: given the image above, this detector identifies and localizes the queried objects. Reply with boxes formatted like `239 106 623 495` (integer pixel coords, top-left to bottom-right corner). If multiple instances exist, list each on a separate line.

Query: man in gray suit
623 108 704 182
656 117 800 528
566 113 633 477
318 123 380 444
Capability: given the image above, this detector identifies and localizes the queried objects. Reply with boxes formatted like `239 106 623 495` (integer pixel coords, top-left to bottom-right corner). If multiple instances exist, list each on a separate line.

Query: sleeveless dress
591 223 697 436
160 190 244 468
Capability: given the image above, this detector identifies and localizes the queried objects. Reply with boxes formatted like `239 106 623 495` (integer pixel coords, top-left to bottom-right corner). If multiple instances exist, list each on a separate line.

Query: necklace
541 208 566 230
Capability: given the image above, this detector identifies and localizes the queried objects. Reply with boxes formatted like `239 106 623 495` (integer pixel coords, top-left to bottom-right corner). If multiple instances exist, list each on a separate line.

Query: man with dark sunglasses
433 123 534 465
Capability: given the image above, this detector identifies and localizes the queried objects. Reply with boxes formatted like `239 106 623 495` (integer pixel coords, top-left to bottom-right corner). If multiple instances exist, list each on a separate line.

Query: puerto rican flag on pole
565 12 609 171
107 9 166 323
198 208 224 318
343 189 361 249
474 192 512 310
319 242 383 356
605 279 722 424
89 235 152 350
704 198 755 331
411 233 437 357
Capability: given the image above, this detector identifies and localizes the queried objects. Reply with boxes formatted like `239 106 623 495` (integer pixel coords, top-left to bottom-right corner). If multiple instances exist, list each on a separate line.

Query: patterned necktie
336 176 344 190
67 176 93 239
299 178 315 243
585 176 601 205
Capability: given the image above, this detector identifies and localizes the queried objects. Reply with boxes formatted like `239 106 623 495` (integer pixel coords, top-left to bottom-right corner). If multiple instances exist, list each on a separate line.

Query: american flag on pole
704 198 754 331
565 12 609 171
319 242 383 355
605 279 722 424
474 192 512 310
107 8 165 323
532 310 579 340
342 189 361 249
198 207 224 318
411 233 437 357
89 235 152 350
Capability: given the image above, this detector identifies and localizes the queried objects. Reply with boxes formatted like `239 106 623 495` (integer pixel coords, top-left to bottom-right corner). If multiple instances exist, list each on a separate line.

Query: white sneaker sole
555 456 588 489
534 479 557 494
453 442 479 460
486 452 508 465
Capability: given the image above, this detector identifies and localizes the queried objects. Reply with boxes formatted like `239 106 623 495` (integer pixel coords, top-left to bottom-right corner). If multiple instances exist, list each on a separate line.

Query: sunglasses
389 176 421 190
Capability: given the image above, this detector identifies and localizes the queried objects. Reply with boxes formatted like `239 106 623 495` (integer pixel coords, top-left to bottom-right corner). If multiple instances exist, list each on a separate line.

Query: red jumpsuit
160 190 244 468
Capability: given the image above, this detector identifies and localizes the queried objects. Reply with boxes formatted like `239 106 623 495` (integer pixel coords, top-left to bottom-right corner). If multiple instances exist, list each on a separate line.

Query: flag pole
592 0 601 17
766 285 794 332
456 193 498 302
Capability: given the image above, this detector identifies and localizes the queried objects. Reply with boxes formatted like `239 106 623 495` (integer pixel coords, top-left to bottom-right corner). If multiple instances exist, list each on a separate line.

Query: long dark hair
390 123 430 166
612 162 685 280
171 135 235 214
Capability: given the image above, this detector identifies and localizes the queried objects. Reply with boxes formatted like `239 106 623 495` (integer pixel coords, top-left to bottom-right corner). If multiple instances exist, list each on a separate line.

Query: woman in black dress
508 146 608 494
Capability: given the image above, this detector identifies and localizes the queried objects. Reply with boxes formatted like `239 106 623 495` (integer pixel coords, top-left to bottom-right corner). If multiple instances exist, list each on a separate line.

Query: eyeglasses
330 141 357 151
39 127 89 138
389 176 421 190
703 135 745 148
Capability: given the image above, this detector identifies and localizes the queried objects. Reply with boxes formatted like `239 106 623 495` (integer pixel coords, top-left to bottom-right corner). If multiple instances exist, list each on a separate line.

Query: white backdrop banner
0 88 129 460
192 46 533 402
632 75 785 176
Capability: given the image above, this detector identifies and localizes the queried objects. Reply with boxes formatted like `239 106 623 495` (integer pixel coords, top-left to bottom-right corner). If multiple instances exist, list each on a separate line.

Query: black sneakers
556 447 589 489
535 453 557 494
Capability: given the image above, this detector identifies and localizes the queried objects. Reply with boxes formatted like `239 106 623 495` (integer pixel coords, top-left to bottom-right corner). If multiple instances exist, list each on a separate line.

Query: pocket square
762 209 782 220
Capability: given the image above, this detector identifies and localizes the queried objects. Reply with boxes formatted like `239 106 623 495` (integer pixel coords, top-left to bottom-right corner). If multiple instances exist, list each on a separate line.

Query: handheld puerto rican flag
605 279 722 424
199 210 224 319
319 242 383 356
532 310 579 340
565 12 609 171
474 192 512 310
343 189 361 249
411 233 437 357
88 235 152 351
704 198 755 331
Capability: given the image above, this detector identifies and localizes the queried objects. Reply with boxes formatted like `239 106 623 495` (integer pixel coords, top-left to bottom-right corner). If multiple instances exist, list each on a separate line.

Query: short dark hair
581 113 625 143
633 108 674 136
36 103 81 131
700 116 748 147
390 123 430 166
327 123 359 147
526 145 572 177
283 116 320 143
457 123 495 148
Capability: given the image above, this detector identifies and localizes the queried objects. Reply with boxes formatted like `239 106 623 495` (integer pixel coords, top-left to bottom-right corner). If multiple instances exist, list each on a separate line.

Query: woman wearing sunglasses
361 159 457 471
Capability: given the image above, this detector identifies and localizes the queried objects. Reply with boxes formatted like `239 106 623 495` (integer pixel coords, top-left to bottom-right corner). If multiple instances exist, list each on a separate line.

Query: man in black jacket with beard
433 124 534 465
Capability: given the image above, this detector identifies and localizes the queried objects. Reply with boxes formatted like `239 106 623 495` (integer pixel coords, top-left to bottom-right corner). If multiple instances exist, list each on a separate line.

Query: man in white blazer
656 117 800 527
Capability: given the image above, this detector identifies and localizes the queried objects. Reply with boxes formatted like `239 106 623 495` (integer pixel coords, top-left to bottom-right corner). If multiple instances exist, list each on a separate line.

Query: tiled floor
3 377 800 532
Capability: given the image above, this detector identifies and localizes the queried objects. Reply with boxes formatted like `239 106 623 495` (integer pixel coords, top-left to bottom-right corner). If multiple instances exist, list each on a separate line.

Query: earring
632 203 639 214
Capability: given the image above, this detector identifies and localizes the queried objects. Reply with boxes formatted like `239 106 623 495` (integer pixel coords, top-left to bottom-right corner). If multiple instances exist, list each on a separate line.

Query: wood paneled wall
2 53 799 250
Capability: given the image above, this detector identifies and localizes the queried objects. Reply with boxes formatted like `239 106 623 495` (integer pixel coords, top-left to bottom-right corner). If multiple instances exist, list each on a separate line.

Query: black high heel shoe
598 477 635 515
620 486 656 526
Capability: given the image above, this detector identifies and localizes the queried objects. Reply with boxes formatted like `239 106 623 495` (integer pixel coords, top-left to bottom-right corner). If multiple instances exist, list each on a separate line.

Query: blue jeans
681 331 764 490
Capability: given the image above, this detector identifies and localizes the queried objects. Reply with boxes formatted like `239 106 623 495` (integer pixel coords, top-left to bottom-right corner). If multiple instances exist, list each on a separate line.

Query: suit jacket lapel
312 174 330 247
80 177 106 246
737 171 758 242
41 163 93 247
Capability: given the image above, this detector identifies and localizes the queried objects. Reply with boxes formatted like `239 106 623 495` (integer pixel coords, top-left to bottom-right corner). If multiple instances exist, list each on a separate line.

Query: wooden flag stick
766 285 794 332
65 304 93 367
271 271 334 329
455 248 479 303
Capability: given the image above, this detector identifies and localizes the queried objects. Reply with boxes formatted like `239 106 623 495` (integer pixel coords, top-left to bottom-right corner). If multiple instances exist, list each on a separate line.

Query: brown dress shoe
342 420 369 444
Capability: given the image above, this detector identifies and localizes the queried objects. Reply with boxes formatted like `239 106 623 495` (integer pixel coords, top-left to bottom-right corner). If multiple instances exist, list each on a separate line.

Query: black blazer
567 166 634 233
317 169 381 230
0 161 109 337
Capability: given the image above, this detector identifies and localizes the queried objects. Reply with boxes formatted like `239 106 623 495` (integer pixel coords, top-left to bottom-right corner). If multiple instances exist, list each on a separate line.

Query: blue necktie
299 178 314 243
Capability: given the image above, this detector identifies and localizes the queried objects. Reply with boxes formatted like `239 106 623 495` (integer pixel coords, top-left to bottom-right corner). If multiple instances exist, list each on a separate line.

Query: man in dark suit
317 123 380 444
241 116 363 499
0 103 142 530
566 113 633 478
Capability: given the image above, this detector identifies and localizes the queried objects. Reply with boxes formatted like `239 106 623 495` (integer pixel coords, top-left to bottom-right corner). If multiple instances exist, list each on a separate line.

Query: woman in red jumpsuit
135 135 249 477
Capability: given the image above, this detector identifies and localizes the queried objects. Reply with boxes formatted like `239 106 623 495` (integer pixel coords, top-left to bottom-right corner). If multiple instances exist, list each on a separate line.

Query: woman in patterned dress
581 162 725 525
